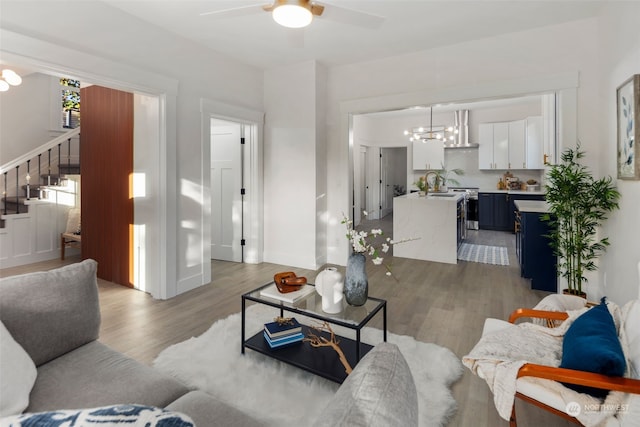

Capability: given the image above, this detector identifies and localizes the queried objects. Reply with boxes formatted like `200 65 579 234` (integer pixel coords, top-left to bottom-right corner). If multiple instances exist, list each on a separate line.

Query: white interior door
380 148 394 218
211 119 242 262
366 147 381 220
357 147 367 225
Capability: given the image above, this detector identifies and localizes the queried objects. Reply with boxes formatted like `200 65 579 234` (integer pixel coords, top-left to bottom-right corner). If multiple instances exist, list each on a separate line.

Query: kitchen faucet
424 171 439 193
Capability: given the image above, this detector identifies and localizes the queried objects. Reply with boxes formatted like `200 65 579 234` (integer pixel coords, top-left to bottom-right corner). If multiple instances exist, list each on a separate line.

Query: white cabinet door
478 123 494 169
542 94 556 165
526 116 545 169
479 122 509 170
508 120 526 169
426 141 444 170
493 122 509 170
412 140 444 170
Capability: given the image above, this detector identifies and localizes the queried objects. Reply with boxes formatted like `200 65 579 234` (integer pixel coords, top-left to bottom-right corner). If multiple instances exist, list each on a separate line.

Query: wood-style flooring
1 220 571 427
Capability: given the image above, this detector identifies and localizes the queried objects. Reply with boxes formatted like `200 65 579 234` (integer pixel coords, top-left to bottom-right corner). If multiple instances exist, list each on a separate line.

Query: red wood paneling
80 86 133 287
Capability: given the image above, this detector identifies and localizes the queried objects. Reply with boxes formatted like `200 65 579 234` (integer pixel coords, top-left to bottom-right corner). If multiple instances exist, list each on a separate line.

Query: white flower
341 212 415 277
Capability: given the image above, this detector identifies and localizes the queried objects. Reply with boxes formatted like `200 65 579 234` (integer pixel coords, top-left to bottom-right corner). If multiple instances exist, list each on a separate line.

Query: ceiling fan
200 0 385 30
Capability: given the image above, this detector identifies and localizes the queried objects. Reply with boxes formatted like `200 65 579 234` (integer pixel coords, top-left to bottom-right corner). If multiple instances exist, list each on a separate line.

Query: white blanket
462 302 636 427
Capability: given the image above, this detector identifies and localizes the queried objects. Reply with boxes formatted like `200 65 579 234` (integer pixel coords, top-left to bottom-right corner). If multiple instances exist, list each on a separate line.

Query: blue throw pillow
2 404 194 427
560 298 626 397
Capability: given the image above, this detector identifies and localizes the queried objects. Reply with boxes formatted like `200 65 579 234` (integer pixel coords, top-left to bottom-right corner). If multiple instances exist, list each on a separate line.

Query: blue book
264 318 302 339
263 331 304 348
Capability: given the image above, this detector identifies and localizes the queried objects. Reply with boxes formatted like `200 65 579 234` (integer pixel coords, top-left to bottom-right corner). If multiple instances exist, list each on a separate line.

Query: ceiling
102 0 604 70
0 1 603 117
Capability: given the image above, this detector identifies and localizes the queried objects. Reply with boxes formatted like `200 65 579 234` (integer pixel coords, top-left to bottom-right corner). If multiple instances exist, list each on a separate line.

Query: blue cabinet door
479 192 511 231
521 211 557 292
478 193 494 229
494 193 510 230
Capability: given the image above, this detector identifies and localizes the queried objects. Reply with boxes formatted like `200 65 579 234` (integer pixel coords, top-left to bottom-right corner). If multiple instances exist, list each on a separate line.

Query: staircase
1 128 81 218
0 128 81 268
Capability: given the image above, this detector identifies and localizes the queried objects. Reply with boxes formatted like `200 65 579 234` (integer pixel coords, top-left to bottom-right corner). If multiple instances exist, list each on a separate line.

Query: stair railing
1 127 80 215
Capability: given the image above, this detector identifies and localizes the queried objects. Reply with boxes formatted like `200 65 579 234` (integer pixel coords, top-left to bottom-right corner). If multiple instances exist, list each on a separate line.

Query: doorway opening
201 98 264 274
354 144 407 225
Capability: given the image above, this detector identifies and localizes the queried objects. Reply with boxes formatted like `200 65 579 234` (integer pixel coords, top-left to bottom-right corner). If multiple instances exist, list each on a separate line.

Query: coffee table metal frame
241 282 387 383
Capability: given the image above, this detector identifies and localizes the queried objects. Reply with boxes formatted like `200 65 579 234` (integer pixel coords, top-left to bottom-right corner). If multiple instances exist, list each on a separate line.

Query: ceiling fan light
0 80 9 92
2 69 22 86
272 4 313 28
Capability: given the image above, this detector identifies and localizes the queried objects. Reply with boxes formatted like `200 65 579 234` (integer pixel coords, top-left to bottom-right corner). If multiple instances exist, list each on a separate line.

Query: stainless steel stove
450 187 479 230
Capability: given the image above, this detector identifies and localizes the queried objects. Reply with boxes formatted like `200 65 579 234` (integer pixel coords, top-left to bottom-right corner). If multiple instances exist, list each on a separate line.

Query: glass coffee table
241 282 387 384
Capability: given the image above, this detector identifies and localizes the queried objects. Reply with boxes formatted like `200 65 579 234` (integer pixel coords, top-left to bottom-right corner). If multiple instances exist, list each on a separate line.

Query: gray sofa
0 260 418 426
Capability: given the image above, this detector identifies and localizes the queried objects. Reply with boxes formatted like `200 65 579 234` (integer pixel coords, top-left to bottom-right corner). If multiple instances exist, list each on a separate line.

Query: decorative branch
303 321 352 375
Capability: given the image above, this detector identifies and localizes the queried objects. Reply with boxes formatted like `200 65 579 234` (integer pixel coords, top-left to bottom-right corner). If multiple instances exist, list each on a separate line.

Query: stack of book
263 318 303 349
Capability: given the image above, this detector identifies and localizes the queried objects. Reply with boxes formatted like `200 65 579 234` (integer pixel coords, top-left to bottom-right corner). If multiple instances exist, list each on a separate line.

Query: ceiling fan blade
319 2 385 29
199 3 267 18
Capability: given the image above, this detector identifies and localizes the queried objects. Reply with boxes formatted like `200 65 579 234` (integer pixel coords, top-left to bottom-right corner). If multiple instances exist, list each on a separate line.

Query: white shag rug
154 304 463 427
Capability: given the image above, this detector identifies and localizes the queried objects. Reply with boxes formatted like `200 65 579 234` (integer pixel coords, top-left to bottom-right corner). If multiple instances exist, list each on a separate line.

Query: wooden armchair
505 305 640 427
60 207 81 260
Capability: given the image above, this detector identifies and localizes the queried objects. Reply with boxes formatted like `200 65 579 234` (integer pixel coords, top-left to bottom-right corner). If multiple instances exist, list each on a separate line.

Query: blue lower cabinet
478 192 511 231
519 210 557 292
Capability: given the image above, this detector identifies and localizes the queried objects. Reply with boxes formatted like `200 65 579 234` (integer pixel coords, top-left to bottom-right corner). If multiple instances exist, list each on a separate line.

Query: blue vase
345 252 368 306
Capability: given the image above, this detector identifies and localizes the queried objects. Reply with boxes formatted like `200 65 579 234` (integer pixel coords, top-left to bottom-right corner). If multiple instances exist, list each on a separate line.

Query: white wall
263 61 323 269
324 9 640 305
3 1 638 305
0 73 51 163
596 2 640 304
133 93 161 297
315 64 328 268
325 18 601 269
1 1 264 298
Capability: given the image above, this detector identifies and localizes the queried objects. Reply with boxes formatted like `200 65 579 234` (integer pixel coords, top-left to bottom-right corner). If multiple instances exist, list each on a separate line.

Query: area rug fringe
457 243 509 266
154 304 463 427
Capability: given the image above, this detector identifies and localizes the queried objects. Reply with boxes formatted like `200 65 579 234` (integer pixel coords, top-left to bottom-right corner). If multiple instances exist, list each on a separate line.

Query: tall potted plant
542 146 620 297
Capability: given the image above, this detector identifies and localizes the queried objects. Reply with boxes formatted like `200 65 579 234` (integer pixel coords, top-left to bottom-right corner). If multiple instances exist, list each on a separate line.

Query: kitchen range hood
444 110 478 149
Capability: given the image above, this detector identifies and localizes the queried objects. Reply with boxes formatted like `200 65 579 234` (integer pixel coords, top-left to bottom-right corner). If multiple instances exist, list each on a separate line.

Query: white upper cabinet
412 139 444 170
526 116 545 169
479 122 509 169
508 120 526 169
479 118 545 170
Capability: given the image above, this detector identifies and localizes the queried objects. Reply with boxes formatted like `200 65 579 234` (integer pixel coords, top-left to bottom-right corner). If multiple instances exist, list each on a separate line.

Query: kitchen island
393 192 465 264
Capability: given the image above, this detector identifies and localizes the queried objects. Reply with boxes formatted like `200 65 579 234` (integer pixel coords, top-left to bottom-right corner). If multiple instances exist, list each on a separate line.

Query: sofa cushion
166 391 266 427
0 259 100 366
2 404 194 426
0 320 37 417
312 342 418 427
560 299 626 397
27 341 189 412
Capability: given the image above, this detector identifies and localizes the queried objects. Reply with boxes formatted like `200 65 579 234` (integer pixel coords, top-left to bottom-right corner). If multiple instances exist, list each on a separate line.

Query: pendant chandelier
404 106 458 143
0 69 22 92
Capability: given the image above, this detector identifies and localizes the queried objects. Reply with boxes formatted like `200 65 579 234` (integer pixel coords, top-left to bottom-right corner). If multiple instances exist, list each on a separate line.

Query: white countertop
514 200 550 213
397 192 465 202
479 189 546 196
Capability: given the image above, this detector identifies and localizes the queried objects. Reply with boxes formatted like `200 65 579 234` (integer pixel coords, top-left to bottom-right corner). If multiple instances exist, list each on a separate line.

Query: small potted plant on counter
542 145 620 298
434 164 464 192
414 176 428 196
